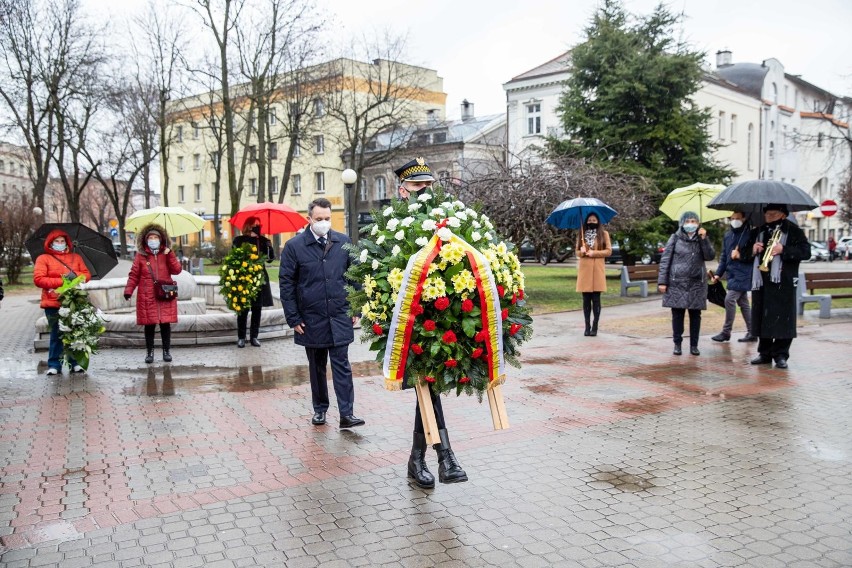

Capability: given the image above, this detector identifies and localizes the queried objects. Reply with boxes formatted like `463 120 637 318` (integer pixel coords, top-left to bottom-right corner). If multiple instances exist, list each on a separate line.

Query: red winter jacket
33 229 92 309
124 242 182 326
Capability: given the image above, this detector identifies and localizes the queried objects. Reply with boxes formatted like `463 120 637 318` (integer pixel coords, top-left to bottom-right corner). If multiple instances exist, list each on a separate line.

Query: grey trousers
721 289 752 335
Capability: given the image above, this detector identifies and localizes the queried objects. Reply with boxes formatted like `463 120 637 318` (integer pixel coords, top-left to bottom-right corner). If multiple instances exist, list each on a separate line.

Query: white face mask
312 220 331 237
51 242 67 252
147 238 161 250
683 223 699 233
730 219 744 229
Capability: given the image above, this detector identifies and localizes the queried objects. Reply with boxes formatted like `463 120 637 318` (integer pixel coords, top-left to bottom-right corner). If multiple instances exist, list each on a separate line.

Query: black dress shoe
711 333 730 342
339 415 365 428
750 355 772 365
237 338 246 348
250 338 261 347
774 357 788 369
690 346 700 356
738 333 758 343
311 412 326 425
673 344 682 356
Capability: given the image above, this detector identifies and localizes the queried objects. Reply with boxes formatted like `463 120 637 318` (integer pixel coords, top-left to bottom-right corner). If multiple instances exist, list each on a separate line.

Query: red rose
459 376 470 384
511 293 517 305
412 303 424 316
474 330 487 342
424 376 436 383
372 323 384 335
510 323 522 336
442 330 457 344
461 299 474 312
411 344 423 355
423 319 436 331
444 359 457 368
519 289 525 300
497 285 505 297
434 297 450 311
471 348 484 359
501 308 509 320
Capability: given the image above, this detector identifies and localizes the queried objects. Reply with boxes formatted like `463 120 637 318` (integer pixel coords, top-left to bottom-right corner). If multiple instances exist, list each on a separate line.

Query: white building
0 142 33 198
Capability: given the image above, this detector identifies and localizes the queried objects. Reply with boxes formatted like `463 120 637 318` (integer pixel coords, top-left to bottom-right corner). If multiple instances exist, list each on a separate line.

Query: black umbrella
26 222 118 280
707 179 818 215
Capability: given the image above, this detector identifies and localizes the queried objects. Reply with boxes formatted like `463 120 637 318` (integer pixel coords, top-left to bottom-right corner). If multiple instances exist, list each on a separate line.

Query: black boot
582 297 592 336
161 324 172 362
590 299 601 336
407 432 435 489
145 349 154 364
162 349 172 363
434 428 468 483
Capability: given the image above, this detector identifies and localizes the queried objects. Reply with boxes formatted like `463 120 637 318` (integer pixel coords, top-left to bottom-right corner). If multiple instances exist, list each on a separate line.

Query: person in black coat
279 198 364 429
232 216 275 348
746 204 810 369
711 210 757 342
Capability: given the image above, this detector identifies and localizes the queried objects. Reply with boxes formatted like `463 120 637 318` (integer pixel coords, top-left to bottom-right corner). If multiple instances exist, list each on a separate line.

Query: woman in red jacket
33 229 92 375
124 224 182 364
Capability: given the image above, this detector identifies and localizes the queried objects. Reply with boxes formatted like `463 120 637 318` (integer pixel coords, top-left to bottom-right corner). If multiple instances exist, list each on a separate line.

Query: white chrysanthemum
59 323 71 332
431 208 446 217
466 208 478 218
446 217 461 228
471 231 482 242
454 210 467 221
484 219 494 230
58 307 71 317
376 235 386 245
359 249 368 263
371 224 379 235
408 202 422 212
386 218 400 231
417 192 432 201
400 216 414 227
383 206 394 217
437 227 453 241
472 220 481 229
394 230 405 240
372 259 379 270
391 244 401 256
421 219 437 231
415 236 429 247
454 200 465 209
440 201 454 210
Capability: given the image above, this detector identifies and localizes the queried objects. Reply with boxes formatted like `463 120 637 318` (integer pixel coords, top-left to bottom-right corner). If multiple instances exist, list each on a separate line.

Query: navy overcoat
279 229 355 348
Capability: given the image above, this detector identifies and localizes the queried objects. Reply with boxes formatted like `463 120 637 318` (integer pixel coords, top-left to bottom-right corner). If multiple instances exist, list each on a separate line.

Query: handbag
706 271 726 307
146 259 178 301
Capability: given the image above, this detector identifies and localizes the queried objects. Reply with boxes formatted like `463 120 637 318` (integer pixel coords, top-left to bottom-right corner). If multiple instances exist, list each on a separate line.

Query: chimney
461 99 474 121
716 50 732 68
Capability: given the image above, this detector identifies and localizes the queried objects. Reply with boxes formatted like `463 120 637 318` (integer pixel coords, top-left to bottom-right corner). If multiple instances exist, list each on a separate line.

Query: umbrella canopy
229 202 307 235
707 179 818 215
546 197 618 230
125 206 205 237
26 222 118 280
660 182 731 223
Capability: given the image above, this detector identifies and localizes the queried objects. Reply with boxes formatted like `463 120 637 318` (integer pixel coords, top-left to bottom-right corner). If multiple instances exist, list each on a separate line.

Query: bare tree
79 181 112 234
0 189 40 284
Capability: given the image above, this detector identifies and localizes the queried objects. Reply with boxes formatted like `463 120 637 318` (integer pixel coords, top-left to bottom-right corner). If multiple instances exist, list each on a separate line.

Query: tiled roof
507 51 572 83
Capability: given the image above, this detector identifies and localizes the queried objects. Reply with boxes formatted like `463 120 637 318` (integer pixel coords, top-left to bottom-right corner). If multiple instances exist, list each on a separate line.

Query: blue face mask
147 239 161 250
51 242 67 252
683 223 699 233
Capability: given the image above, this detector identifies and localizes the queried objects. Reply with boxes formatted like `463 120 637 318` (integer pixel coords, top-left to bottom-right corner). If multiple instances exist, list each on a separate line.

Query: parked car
113 243 137 257
607 241 664 265
837 236 852 259
808 242 830 262
518 239 572 265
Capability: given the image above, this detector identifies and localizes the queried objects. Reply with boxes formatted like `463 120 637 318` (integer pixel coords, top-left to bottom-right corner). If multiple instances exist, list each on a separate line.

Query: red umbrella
229 202 307 234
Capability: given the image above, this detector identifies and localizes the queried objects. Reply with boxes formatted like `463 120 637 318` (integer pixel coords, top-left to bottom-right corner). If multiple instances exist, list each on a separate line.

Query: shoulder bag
146 258 178 301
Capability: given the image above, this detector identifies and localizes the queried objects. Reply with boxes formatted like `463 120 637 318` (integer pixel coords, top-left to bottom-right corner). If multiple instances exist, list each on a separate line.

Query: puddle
29 520 80 544
590 466 656 492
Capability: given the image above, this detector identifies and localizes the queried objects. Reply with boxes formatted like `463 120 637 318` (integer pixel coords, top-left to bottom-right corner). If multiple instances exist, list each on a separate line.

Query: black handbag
146 260 178 301
707 274 726 307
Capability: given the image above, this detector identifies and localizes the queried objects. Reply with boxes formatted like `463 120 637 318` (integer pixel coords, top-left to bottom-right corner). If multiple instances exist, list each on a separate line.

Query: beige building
165 58 446 245
0 142 34 199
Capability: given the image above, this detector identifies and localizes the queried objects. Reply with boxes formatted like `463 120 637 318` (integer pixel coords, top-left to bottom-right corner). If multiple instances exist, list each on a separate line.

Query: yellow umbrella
660 183 732 223
125 206 206 237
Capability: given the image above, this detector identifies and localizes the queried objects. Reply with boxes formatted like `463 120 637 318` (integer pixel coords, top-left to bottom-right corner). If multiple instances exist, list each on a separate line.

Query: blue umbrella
546 197 618 230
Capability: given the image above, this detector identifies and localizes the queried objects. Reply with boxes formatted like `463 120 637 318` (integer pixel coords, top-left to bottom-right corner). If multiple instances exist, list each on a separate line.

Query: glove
124 294 131 301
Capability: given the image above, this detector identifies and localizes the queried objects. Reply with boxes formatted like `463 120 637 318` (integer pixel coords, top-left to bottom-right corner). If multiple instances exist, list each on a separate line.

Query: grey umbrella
707 179 818 215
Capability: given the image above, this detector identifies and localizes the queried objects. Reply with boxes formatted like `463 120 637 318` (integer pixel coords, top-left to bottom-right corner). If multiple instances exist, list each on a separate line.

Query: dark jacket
279 229 354 348
124 225 182 326
233 233 274 307
747 219 809 338
715 225 753 292
658 230 715 310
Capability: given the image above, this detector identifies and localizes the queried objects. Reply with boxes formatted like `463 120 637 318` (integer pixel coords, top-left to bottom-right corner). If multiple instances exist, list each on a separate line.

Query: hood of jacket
43 229 74 255
135 224 170 255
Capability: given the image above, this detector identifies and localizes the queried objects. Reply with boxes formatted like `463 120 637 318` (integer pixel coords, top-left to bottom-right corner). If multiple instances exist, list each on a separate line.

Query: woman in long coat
231 216 274 347
657 211 715 356
124 224 182 364
33 229 92 375
575 212 612 336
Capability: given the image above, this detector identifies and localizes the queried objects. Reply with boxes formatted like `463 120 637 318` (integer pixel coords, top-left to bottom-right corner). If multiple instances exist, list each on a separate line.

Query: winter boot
407 432 435 488
433 428 468 484
161 324 172 363
145 349 154 364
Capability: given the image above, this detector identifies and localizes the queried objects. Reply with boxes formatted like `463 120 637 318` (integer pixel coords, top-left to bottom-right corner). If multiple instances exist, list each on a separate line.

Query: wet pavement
1 290 852 567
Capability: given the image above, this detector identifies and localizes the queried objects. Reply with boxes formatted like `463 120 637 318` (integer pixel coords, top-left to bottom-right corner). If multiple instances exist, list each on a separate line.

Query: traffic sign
110 228 118 237
820 199 838 217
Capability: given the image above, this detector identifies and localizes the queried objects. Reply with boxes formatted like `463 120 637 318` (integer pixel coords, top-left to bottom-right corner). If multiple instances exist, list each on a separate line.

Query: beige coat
575 231 612 292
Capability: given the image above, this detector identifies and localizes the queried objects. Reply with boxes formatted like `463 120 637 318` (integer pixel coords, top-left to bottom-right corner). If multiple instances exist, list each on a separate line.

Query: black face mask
585 223 599 230
251 225 261 235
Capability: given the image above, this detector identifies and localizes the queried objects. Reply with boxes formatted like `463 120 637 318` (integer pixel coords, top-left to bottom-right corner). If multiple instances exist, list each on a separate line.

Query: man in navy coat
279 197 364 428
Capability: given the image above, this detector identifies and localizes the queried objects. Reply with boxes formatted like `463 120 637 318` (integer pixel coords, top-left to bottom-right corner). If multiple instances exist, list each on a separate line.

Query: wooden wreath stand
414 378 509 446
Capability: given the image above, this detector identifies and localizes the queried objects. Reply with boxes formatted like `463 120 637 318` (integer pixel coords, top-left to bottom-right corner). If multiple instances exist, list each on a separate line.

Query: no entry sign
820 199 838 217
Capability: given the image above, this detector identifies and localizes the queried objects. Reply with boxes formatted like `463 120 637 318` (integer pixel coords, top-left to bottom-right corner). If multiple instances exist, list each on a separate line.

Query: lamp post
341 168 358 243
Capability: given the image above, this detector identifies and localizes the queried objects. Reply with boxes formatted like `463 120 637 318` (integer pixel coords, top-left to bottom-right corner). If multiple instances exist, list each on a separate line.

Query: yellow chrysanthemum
438 242 465 265
451 269 477 294
387 268 404 291
420 276 447 302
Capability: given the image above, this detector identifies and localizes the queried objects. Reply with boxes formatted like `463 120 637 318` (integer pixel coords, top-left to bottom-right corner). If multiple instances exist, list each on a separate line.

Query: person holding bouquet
124 224 182 364
33 229 92 375
231 216 274 348
576 212 612 336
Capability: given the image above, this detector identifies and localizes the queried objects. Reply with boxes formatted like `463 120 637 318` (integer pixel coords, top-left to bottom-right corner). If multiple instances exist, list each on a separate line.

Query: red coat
124 247 182 325
33 229 92 309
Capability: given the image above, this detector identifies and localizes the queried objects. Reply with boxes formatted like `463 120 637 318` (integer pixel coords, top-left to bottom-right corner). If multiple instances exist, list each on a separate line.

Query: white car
837 236 852 259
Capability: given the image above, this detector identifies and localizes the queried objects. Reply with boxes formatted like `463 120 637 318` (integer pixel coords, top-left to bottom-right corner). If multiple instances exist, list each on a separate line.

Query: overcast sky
90 0 852 119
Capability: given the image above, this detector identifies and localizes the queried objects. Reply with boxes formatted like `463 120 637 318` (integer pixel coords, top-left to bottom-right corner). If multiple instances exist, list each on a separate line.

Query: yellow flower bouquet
218 243 264 314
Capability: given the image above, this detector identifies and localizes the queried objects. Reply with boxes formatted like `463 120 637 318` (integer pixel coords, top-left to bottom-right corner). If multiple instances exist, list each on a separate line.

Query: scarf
752 225 788 289
584 229 597 249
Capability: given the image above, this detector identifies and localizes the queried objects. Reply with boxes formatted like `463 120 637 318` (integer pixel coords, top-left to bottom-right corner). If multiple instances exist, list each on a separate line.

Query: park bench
797 271 852 319
620 264 660 298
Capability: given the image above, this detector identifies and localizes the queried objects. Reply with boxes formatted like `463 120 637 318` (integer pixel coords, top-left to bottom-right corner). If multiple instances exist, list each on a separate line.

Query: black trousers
414 384 446 434
144 323 171 351
757 337 793 359
305 345 354 416
237 296 262 340
671 308 701 347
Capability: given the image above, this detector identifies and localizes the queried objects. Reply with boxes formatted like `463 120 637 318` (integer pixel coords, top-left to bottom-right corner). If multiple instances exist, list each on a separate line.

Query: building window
768 141 775 159
730 114 737 142
359 178 367 201
176 126 183 142
178 185 185 202
771 83 777 104
268 107 277 125
248 145 257 161
817 133 824 148
269 142 278 160
249 178 257 195
314 171 325 193
718 111 726 139
193 153 201 170
269 176 278 194
177 156 185 172
0 160 4 172
194 183 202 202
10 162 15 175
212 151 220 168
374 176 387 200
784 85 789 106
193 124 200 139
747 123 754 170
314 135 324 154
313 98 324 117
293 139 300 157
526 103 541 135
292 174 301 195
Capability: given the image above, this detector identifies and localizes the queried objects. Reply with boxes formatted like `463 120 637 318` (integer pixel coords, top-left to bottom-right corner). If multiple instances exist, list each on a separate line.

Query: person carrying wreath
124 224 182 364
231 216 274 348
575 212 612 336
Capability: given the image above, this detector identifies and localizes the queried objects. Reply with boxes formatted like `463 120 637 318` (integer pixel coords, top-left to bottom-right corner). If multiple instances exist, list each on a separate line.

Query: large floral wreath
219 243 264 314
346 186 532 396
56 275 105 371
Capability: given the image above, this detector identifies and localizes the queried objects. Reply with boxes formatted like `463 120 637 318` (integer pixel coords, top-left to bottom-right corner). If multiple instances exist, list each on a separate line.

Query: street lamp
341 168 357 242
